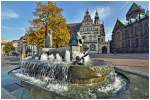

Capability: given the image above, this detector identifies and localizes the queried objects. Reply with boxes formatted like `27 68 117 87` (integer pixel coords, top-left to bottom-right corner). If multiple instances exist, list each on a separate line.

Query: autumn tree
26 27 45 48
26 1 70 48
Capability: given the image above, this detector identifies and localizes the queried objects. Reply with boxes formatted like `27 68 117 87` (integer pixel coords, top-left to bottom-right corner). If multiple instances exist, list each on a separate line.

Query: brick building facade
111 3 149 53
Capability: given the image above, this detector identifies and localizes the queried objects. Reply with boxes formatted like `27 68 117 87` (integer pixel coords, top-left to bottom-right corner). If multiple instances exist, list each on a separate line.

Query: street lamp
21 39 27 60
33 42 36 56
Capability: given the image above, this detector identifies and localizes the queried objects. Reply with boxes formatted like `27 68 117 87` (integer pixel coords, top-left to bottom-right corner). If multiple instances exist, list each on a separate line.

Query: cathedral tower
83 9 93 23
94 10 100 25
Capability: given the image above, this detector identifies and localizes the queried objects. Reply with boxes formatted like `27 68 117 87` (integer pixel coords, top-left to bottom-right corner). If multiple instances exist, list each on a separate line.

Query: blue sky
1 1 149 41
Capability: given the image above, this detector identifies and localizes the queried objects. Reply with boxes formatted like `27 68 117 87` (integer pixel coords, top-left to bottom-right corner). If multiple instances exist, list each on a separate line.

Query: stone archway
102 46 107 53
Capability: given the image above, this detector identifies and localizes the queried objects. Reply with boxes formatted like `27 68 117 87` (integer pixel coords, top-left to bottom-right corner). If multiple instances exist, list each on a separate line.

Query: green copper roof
120 20 128 26
131 3 141 10
146 10 149 16
119 11 148 27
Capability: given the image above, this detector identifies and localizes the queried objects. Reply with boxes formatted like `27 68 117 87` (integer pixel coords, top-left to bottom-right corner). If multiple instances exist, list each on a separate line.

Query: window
134 27 137 36
135 38 139 48
98 38 100 42
101 38 103 43
90 44 96 51
131 27 133 37
89 35 92 41
125 30 128 38
128 40 130 48
144 23 149 35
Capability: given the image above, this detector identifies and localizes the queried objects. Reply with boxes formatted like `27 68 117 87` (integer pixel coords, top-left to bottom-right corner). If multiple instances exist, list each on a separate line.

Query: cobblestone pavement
90 53 149 76
1 56 21 67
1 54 149 98
2 54 149 75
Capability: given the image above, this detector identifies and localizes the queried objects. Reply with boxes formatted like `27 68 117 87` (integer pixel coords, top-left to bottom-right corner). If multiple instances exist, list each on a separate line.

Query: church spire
86 9 89 15
94 10 100 25
83 9 92 22
95 10 99 18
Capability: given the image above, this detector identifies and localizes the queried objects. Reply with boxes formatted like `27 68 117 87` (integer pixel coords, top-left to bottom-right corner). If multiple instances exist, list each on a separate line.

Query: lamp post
21 39 27 60
33 42 37 56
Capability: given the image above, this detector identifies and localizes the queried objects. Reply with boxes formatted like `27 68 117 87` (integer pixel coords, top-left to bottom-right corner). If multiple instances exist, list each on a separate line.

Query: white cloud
91 6 111 20
2 9 19 19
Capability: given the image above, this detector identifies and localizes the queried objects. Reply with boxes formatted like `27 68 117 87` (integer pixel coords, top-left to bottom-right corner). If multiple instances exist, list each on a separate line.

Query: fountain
48 54 55 63
8 46 129 98
8 31 129 99
40 52 48 61
65 50 70 63
55 53 63 62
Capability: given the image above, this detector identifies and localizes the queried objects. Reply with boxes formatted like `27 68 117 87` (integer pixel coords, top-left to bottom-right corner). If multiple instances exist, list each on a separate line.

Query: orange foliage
26 1 70 48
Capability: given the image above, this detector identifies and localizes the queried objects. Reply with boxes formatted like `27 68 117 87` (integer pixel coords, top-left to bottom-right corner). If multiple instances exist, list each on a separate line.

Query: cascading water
21 61 69 81
9 49 129 98
40 53 48 61
55 53 63 62
83 55 91 65
48 54 55 63
65 50 70 63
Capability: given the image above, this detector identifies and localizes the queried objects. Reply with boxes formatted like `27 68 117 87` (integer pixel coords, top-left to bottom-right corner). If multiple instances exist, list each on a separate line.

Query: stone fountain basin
68 65 113 84
8 63 129 98
9 63 113 85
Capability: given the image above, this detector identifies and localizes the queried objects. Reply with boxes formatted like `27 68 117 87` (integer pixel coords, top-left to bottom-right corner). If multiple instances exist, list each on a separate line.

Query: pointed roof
112 19 125 33
95 10 99 19
146 10 149 16
68 23 81 33
83 9 92 22
86 9 89 15
126 3 145 17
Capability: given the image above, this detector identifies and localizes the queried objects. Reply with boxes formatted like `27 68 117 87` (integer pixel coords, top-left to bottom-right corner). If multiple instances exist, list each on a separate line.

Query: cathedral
69 10 109 53
111 3 149 53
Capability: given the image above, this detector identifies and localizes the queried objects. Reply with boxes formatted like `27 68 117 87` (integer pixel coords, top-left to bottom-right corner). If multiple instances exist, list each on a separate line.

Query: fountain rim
8 69 130 99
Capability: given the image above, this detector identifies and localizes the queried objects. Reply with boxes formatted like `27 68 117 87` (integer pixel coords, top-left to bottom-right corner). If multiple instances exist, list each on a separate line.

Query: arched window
144 23 149 35
128 40 130 48
134 27 137 36
135 38 139 48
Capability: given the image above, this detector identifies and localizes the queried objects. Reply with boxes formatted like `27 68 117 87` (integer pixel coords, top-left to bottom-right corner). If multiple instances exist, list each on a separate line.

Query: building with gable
68 10 110 53
111 3 149 53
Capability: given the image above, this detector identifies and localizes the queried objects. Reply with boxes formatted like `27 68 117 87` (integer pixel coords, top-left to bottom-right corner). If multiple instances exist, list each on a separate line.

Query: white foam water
48 54 55 63
98 76 124 93
40 53 48 61
65 50 70 63
55 53 62 62
84 55 91 65
14 72 68 93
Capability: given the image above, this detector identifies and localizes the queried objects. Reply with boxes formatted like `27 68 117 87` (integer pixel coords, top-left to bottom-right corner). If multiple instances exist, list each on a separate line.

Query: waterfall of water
72 51 83 61
40 53 48 61
21 61 69 81
48 54 55 63
55 53 62 62
83 55 91 65
65 50 70 63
